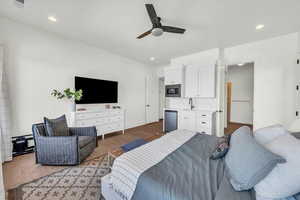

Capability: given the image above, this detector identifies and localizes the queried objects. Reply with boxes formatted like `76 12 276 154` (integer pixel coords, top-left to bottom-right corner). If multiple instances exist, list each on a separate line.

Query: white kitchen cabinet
198 67 215 98
178 110 196 131
164 66 184 85
184 65 216 98
195 111 216 135
185 65 198 97
178 110 216 135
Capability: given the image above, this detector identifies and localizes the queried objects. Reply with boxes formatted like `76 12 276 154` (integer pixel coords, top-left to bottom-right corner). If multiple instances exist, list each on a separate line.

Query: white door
145 75 159 124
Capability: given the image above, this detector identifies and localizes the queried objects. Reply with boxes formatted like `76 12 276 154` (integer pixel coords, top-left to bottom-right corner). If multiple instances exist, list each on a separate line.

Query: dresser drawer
76 112 108 120
197 118 210 128
197 112 211 119
197 127 211 135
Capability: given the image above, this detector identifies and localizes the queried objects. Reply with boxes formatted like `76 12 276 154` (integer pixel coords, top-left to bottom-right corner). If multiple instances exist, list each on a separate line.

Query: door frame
145 75 159 124
224 62 255 130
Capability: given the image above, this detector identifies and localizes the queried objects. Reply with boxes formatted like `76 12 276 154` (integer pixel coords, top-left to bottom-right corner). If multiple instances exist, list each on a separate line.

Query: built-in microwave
165 84 181 97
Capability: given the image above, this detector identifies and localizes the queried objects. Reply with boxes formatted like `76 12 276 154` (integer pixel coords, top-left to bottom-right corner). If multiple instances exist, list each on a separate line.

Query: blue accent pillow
210 135 231 160
121 139 147 152
225 126 286 191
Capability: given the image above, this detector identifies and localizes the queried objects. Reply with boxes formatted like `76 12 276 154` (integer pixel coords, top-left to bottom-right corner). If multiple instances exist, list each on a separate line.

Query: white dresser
70 109 125 139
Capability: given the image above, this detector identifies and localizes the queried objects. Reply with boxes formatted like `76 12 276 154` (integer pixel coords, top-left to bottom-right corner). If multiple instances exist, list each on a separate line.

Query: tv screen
75 76 118 104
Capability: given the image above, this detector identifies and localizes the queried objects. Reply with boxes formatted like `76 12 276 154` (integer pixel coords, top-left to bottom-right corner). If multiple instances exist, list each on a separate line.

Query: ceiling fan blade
137 30 152 39
162 26 186 34
145 4 158 25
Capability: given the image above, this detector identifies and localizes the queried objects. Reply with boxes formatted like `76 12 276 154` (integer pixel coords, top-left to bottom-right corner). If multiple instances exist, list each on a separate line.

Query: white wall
0 17 153 136
227 63 254 124
225 33 298 130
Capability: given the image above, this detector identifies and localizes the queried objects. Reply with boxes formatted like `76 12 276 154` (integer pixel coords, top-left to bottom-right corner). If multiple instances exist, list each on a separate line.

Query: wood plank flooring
224 122 253 135
3 121 163 191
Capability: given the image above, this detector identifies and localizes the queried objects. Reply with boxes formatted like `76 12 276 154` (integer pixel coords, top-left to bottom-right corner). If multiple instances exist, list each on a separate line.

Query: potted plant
51 88 83 112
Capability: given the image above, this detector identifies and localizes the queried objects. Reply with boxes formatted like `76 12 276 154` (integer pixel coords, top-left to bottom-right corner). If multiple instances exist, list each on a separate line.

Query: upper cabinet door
164 67 184 85
184 65 216 98
198 65 216 98
185 65 198 98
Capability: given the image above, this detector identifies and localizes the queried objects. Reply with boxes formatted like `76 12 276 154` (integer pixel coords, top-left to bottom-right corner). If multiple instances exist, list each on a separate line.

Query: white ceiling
0 0 300 65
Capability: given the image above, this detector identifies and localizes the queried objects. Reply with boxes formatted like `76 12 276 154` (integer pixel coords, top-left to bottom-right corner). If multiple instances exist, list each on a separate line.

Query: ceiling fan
137 4 186 39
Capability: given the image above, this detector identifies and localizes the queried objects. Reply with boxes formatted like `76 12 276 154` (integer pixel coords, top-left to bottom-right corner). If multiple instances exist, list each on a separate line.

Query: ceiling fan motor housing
152 28 164 36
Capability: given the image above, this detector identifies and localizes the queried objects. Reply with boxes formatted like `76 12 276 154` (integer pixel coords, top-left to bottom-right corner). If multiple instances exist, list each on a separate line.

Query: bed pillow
44 115 69 137
210 135 231 160
254 134 300 199
225 126 285 191
292 132 300 139
254 124 289 145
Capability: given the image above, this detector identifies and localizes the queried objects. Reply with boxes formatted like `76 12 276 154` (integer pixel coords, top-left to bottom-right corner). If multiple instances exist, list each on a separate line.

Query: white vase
69 102 76 112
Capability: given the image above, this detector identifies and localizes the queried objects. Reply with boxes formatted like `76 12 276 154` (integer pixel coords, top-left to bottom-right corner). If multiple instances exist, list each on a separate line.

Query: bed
101 130 300 200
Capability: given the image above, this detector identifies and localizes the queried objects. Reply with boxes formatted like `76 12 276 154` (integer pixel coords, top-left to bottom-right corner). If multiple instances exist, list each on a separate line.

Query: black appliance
165 84 181 97
164 110 178 133
12 134 34 157
75 76 118 104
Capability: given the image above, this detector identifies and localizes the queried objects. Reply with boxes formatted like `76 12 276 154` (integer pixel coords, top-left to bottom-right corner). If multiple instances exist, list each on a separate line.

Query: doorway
224 62 254 134
145 75 159 124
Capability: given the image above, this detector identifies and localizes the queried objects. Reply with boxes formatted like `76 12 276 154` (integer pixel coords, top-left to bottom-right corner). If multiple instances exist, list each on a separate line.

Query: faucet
189 98 195 110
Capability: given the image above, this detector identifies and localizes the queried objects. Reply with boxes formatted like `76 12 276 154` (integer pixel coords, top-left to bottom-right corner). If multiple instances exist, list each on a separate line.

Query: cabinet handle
201 122 207 124
201 115 207 117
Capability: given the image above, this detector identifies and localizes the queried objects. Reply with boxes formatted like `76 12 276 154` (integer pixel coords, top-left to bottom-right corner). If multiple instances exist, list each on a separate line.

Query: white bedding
108 129 196 200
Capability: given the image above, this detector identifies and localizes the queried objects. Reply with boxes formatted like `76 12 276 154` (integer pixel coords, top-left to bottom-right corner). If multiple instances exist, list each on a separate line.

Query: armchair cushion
44 115 69 137
78 136 95 148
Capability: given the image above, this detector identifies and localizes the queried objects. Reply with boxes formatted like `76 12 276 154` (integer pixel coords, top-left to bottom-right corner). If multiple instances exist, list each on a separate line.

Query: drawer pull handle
201 115 207 117
201 122 207 124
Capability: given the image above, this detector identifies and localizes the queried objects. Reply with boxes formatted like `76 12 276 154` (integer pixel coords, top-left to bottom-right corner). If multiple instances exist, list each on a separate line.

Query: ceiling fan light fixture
151 28 163 37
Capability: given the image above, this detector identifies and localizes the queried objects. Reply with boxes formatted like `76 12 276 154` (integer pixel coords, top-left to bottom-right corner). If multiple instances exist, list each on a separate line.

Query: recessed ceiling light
48 16 57 22
150 57 156 61
256 24 264 30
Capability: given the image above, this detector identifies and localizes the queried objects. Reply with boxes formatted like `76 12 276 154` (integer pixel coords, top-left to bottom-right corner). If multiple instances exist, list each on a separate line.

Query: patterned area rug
8 156 112 200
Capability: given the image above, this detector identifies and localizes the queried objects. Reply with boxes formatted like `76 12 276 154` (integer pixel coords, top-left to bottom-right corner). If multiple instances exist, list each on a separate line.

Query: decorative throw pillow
254 134 300 199
44 115 69 137
292 132 300 139
225 126 286 191
254 124 289 145
210 135 231 160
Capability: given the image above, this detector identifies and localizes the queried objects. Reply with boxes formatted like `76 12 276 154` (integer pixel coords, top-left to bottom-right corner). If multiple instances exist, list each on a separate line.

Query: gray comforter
132 133 255 200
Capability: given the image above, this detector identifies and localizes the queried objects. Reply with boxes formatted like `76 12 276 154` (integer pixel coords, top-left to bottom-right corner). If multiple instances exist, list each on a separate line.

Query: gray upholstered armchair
32 123 98 166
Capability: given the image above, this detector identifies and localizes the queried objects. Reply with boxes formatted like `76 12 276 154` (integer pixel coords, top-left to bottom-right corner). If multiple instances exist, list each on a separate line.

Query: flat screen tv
75 76 118 104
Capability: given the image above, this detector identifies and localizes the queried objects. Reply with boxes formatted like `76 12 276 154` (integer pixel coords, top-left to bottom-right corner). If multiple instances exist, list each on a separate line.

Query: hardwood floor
3 121 163 191
224 122 253 135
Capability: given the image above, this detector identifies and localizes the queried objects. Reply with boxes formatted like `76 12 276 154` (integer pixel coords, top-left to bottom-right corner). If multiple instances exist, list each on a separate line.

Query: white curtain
0 45 12 162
